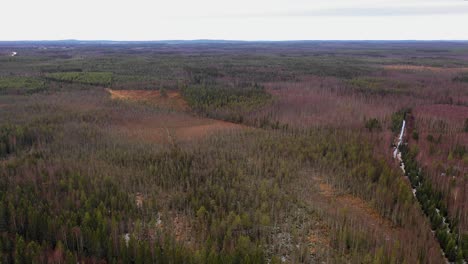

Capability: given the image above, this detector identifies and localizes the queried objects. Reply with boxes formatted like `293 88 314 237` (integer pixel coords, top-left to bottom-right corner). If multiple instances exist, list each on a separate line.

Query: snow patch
393 120 405 158
124 233 130 247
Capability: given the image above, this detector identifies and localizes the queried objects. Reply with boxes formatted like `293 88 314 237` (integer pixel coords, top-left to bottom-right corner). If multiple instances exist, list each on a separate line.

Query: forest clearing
106 88 246 143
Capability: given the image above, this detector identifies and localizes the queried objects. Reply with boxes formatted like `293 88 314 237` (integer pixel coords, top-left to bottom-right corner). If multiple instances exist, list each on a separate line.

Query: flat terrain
0 41 466 263
108 89 189 111
110 113 245 144
106 88 245 144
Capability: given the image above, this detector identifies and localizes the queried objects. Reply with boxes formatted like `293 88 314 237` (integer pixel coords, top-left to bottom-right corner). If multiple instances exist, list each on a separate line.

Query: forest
0 41 467 263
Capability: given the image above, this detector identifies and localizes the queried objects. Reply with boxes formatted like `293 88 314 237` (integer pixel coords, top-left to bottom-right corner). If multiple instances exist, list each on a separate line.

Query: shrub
159 87 168 98
181 83 271 122
0 76 45 93
364 118 382 132
453 73 468 83
46 72 113 86
452 145 466 159
390 108 411 133
427 134 434 142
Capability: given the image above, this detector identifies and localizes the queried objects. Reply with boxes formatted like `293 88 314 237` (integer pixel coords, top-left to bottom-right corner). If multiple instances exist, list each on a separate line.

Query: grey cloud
194 4 468 18
289 5 468 17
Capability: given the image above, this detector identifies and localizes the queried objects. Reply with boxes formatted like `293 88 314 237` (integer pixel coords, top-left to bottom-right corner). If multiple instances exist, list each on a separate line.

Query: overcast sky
2 0 468 40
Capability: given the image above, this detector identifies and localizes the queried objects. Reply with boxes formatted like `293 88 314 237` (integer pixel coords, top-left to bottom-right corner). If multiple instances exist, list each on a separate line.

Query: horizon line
1 39 468 43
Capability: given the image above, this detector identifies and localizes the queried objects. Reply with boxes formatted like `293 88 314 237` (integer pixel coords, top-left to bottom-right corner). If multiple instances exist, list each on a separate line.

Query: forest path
310 175 398 239
293 170 404 257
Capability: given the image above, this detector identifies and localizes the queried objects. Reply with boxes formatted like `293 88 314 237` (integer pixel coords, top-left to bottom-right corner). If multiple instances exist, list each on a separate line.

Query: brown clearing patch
383 64 468 73
293 170 404 259
106 88 246 143
313 176 395 232
173 214 193 246
308 222 331 255
111 113 245 144
135 193 144 208
317 182 334 197
107 88 189 111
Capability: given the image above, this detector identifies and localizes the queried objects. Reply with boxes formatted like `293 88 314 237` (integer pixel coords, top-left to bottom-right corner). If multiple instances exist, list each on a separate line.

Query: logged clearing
107 89 189 111
107 88 244 143
292 170 404 259
110 111 245 144
313 176 395 233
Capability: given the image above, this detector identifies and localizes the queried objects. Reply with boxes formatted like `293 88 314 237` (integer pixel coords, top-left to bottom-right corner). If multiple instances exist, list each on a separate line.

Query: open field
109 112 245 144
106 88 245 143
0 41 466 263
107 89 189 111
